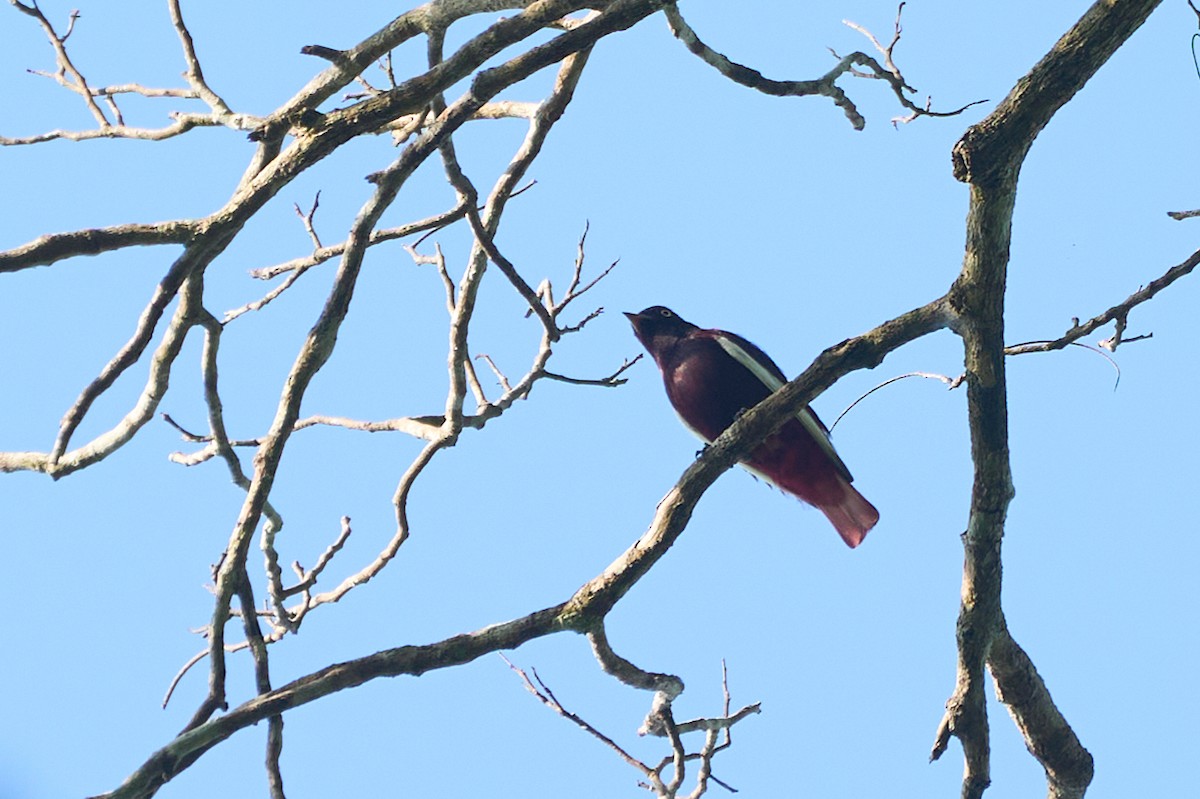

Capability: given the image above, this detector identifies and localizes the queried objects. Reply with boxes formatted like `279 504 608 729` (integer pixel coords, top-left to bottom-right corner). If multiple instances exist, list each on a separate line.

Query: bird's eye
659 309 672 318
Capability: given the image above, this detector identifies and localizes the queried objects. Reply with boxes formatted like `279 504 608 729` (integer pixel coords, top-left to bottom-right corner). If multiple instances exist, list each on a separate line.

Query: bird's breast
663 343 771 443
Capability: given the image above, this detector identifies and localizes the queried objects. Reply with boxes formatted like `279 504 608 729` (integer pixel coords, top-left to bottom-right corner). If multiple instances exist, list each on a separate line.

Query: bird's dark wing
712 331 788 385
710 329 854 483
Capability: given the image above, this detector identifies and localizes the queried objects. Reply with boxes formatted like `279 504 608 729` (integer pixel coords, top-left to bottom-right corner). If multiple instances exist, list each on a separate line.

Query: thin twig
11 2 110 125
476 354 513 393
829 371 962 432
1005 341 1123 390
167 0 232 114
294 191 323 249
665 3 983 130
542 354 642 387
500 654 656 779
1002 246 1199 354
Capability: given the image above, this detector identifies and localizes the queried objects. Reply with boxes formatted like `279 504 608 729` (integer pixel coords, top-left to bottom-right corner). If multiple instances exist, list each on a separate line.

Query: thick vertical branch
932 2 1160 797
935 176 1017 799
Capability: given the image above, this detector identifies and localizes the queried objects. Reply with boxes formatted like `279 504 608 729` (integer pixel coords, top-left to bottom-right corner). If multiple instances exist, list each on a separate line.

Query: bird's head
623 306 699 356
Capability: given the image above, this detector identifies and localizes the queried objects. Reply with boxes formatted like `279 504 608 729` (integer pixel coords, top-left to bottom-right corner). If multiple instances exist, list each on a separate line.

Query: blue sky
1 2 1197 797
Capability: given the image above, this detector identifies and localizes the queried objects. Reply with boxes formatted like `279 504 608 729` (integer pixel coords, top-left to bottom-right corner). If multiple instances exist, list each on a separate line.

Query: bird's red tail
819 481 879 549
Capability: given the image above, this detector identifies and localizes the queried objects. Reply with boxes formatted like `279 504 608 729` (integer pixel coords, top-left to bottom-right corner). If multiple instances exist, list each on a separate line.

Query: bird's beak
624 311 646 340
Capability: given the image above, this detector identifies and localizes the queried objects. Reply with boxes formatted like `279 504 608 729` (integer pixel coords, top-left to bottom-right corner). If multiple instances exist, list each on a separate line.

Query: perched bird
625 306 879 548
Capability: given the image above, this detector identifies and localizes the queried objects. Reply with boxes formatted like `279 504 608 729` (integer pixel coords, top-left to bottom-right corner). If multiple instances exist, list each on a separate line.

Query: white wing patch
715 334 854 482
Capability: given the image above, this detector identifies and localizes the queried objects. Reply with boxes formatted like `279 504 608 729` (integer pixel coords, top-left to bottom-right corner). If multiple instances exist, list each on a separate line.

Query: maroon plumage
625 306 878 548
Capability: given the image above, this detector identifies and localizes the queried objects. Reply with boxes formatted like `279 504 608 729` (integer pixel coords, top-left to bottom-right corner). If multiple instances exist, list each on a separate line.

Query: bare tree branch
0 221 196 274
989 616 1094 799
930 3 1162 797
167 0 232 115
10 1 110 125
1005 246 1200 356
664 2 982 130
500 654 659 784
